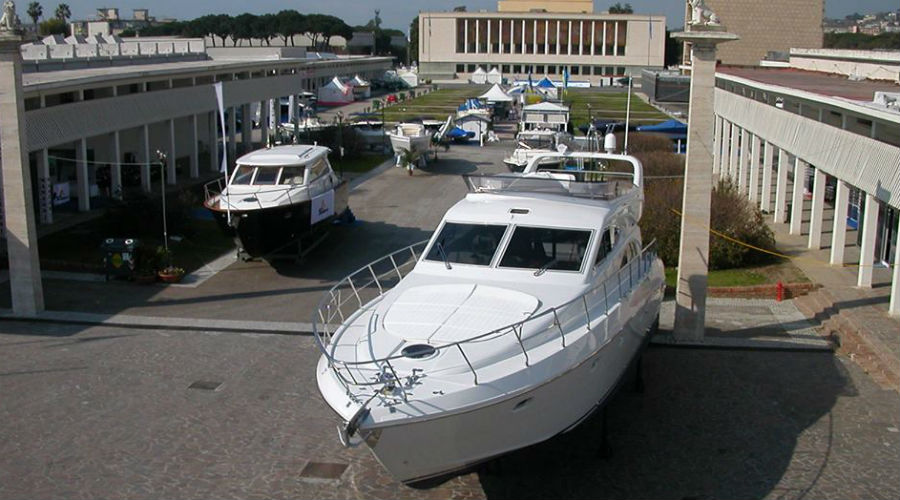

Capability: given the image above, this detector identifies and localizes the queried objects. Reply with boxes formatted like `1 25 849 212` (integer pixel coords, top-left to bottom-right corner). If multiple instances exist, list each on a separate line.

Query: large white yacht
203 145 350 258
314 150 664 483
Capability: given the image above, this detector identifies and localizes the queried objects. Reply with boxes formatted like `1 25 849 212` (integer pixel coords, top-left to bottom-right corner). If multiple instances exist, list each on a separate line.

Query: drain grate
299 461 348 480
188 380 222 391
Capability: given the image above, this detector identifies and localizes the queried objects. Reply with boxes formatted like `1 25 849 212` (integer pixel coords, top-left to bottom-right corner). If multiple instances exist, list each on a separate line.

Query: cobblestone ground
0 321 896 499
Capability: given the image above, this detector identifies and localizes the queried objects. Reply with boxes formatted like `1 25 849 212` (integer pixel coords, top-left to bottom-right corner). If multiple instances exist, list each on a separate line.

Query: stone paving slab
0 320 896 500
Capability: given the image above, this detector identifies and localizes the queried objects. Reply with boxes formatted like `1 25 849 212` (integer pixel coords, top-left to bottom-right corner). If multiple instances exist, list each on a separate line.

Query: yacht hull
357 276 662 483
208 181 349 258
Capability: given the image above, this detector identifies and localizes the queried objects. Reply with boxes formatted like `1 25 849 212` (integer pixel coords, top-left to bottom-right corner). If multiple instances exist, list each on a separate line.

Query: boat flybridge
203 145 350 259
313 150 665 483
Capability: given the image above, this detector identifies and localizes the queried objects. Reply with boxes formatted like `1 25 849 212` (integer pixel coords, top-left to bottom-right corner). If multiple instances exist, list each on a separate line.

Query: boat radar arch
522 150 644 190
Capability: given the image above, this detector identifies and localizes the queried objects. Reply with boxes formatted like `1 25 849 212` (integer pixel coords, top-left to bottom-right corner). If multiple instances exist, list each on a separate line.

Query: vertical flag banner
214 82 230 223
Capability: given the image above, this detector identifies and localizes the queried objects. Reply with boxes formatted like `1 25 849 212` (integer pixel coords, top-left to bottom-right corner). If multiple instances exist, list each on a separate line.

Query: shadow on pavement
474 347 853 500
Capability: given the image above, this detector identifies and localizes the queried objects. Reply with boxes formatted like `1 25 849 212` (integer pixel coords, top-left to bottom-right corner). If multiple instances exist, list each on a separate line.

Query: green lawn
663 259 811 289
381 86 490 123
562 89 670 131
332 154 389 174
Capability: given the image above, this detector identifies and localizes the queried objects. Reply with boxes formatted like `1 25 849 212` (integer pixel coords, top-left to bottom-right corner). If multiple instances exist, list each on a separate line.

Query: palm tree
26 2 42 26
54 3 70 21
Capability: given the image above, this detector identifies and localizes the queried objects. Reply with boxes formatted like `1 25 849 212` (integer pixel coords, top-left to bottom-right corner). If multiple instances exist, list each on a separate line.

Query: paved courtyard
0 320 896 499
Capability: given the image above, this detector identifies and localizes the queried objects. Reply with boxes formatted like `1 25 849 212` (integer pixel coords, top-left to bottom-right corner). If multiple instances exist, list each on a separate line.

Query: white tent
486 67 502 84
350 74 371 98
398 69 419 88
470 66 487 84
522 101 570 131
317 76 354 106
479 83 513 103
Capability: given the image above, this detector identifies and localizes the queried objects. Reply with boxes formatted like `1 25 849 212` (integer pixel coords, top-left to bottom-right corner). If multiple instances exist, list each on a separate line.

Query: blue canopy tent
457 98 485 112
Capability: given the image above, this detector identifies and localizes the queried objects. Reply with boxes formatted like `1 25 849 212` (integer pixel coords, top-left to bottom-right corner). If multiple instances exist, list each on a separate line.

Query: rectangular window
456 19 466 53
593 66 603 75
513 64 522 73
559 20 569 54
616 66 626 75
536 65 545 74
467 64 476 72
254 167 279 185
571 66 580 75
548 65 557 75
456 64 465 73
426 222 508 267
280 166 305 185
502 64 510 73
499 226 592 272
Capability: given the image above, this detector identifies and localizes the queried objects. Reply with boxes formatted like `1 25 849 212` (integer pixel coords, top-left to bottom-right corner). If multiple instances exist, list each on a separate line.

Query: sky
49 1 900 32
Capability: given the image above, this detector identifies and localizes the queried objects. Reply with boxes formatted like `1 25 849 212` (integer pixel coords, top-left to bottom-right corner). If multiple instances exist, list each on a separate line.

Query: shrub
616 132 673 154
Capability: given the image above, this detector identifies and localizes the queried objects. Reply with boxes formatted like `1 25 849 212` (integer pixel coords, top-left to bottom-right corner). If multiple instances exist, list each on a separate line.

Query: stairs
793 289 900 392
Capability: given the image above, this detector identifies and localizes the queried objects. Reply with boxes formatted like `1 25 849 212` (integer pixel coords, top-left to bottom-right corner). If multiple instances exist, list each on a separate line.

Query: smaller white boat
388 122 432 163
281 116 331 135
503 129 569 172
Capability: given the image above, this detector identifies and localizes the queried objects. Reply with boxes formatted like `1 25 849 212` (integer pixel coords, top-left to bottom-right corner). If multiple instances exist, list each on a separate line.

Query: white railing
312 240 659 396
203 176 302 211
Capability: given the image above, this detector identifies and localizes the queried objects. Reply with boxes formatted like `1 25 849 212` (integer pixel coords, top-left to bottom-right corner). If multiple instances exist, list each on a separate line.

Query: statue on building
0 0 21 32
688 0 720 27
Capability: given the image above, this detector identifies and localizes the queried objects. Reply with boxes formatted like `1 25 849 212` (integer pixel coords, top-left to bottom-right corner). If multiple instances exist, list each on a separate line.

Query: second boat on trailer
313 150 665 483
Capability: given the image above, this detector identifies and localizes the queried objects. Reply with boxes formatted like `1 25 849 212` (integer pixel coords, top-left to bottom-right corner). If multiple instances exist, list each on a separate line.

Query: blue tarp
457 98 484 111
536 77 556 88
636 119 687 135
445 126 475 141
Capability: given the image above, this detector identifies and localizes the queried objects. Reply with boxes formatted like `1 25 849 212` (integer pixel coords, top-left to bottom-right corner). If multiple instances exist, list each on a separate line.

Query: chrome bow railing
312 239 659 396
203 176 306 211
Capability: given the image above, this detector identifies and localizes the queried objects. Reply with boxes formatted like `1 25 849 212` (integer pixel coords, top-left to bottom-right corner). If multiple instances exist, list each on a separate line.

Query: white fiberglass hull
389 134 431 156
354 274 661 483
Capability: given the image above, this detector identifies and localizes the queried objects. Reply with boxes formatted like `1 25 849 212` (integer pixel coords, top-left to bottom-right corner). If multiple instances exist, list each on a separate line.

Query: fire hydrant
776 280 785 302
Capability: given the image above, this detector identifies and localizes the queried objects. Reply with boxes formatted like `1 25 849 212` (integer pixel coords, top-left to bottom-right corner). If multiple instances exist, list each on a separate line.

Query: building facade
418 9 665 83
683 0 824 66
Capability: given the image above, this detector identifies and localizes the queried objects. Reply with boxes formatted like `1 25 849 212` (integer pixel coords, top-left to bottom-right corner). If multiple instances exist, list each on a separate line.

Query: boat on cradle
203 145 350 259
387 122 433 164
281 116 332 136
314 150 665 483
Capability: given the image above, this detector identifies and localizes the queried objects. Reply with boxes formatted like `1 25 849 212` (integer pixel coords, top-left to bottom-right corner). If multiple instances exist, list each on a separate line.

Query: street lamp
155 149 169 257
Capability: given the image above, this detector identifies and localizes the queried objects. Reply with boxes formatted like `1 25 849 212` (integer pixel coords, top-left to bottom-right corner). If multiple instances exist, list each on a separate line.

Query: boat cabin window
253 168 279 185
499 226 591 272
594 228 613 266
231 165 254 185
307 157 329 182
425 222 507 266
280 166 305 185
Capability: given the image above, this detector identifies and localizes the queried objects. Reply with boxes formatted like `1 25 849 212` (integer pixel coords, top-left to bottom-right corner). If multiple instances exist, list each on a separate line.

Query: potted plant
155 246 185 283
133 245 158 284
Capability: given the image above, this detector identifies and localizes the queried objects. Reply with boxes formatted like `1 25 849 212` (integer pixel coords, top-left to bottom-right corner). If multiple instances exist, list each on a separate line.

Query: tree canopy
608 3 633 14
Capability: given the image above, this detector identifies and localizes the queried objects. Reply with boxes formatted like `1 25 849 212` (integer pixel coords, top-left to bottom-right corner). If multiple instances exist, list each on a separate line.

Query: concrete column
259 100 269 147
749 134 761 203
228 106 237 162
738 129 750 193
728 123 739 181
590 20 595 56
35 149 52 224
475 18 479 54
463 19 468 53
240 103 252 154
167 119 176 185
774 149 789 223
140 124 151 192
671 29 738 342
712 115 722 175
808 168 826 249
189 115 199 178
599 21 603 56
789 157 806 235
75 137 89 212
889 216 900 316
498 19 503 54
857 192 878 288
522 19 526 55
110 131 122 200
533 20 538 54
0 31 44 314
579 21 584 55
718 120 730 179
209 111 219 173
487 19 491 53
760 141 773 213
830 180 849 266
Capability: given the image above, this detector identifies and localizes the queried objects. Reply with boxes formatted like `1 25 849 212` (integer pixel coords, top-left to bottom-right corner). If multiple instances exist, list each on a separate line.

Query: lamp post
155 149 169 258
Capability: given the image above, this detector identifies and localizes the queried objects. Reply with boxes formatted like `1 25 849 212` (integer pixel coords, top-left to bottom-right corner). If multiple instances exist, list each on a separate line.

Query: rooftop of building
716 66 899 102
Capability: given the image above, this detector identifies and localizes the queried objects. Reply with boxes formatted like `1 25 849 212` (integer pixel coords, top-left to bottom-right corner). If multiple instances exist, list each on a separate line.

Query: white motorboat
203 145 350 258
387 122 432 162
503 129 570 172
314 150 665 483
281 116 331 135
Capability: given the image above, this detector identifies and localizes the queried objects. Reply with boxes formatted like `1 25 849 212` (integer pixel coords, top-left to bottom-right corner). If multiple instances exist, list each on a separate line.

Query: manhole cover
299 461 348 480
188 380 222 391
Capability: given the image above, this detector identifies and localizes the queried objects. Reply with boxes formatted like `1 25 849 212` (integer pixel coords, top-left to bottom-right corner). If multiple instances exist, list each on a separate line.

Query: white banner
214 81 231 223
310 189 335 225
53 182 70 206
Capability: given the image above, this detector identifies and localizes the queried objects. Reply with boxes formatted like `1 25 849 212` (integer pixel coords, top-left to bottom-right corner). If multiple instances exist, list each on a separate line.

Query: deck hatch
401 344 437 359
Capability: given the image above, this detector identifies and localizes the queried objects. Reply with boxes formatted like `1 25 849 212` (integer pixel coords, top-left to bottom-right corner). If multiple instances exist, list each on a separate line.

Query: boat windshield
425 222 507 266
280 166 305 185
499 226 591 272
253 168 279 185
519 135 554 149
231 165 254 185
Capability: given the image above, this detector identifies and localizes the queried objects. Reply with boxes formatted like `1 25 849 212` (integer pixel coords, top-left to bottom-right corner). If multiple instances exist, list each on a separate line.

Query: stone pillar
35 149 52 224
671 28 739 342
728 123 739 181
712 115 722 175
808 168 826 249
209 111 219 173
140 124 151 192
889 216 900 316
738 129 749 193
189 114 199 178
75 137 89 212
830 180 849 266
760 141 773 213
259 100 269 147
167 119 176 185
241 103 252 154
789 157 806 235
110 130 122 200
0 30 44 315
774 149 789 223
749 134 761 203
857 192 878 288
